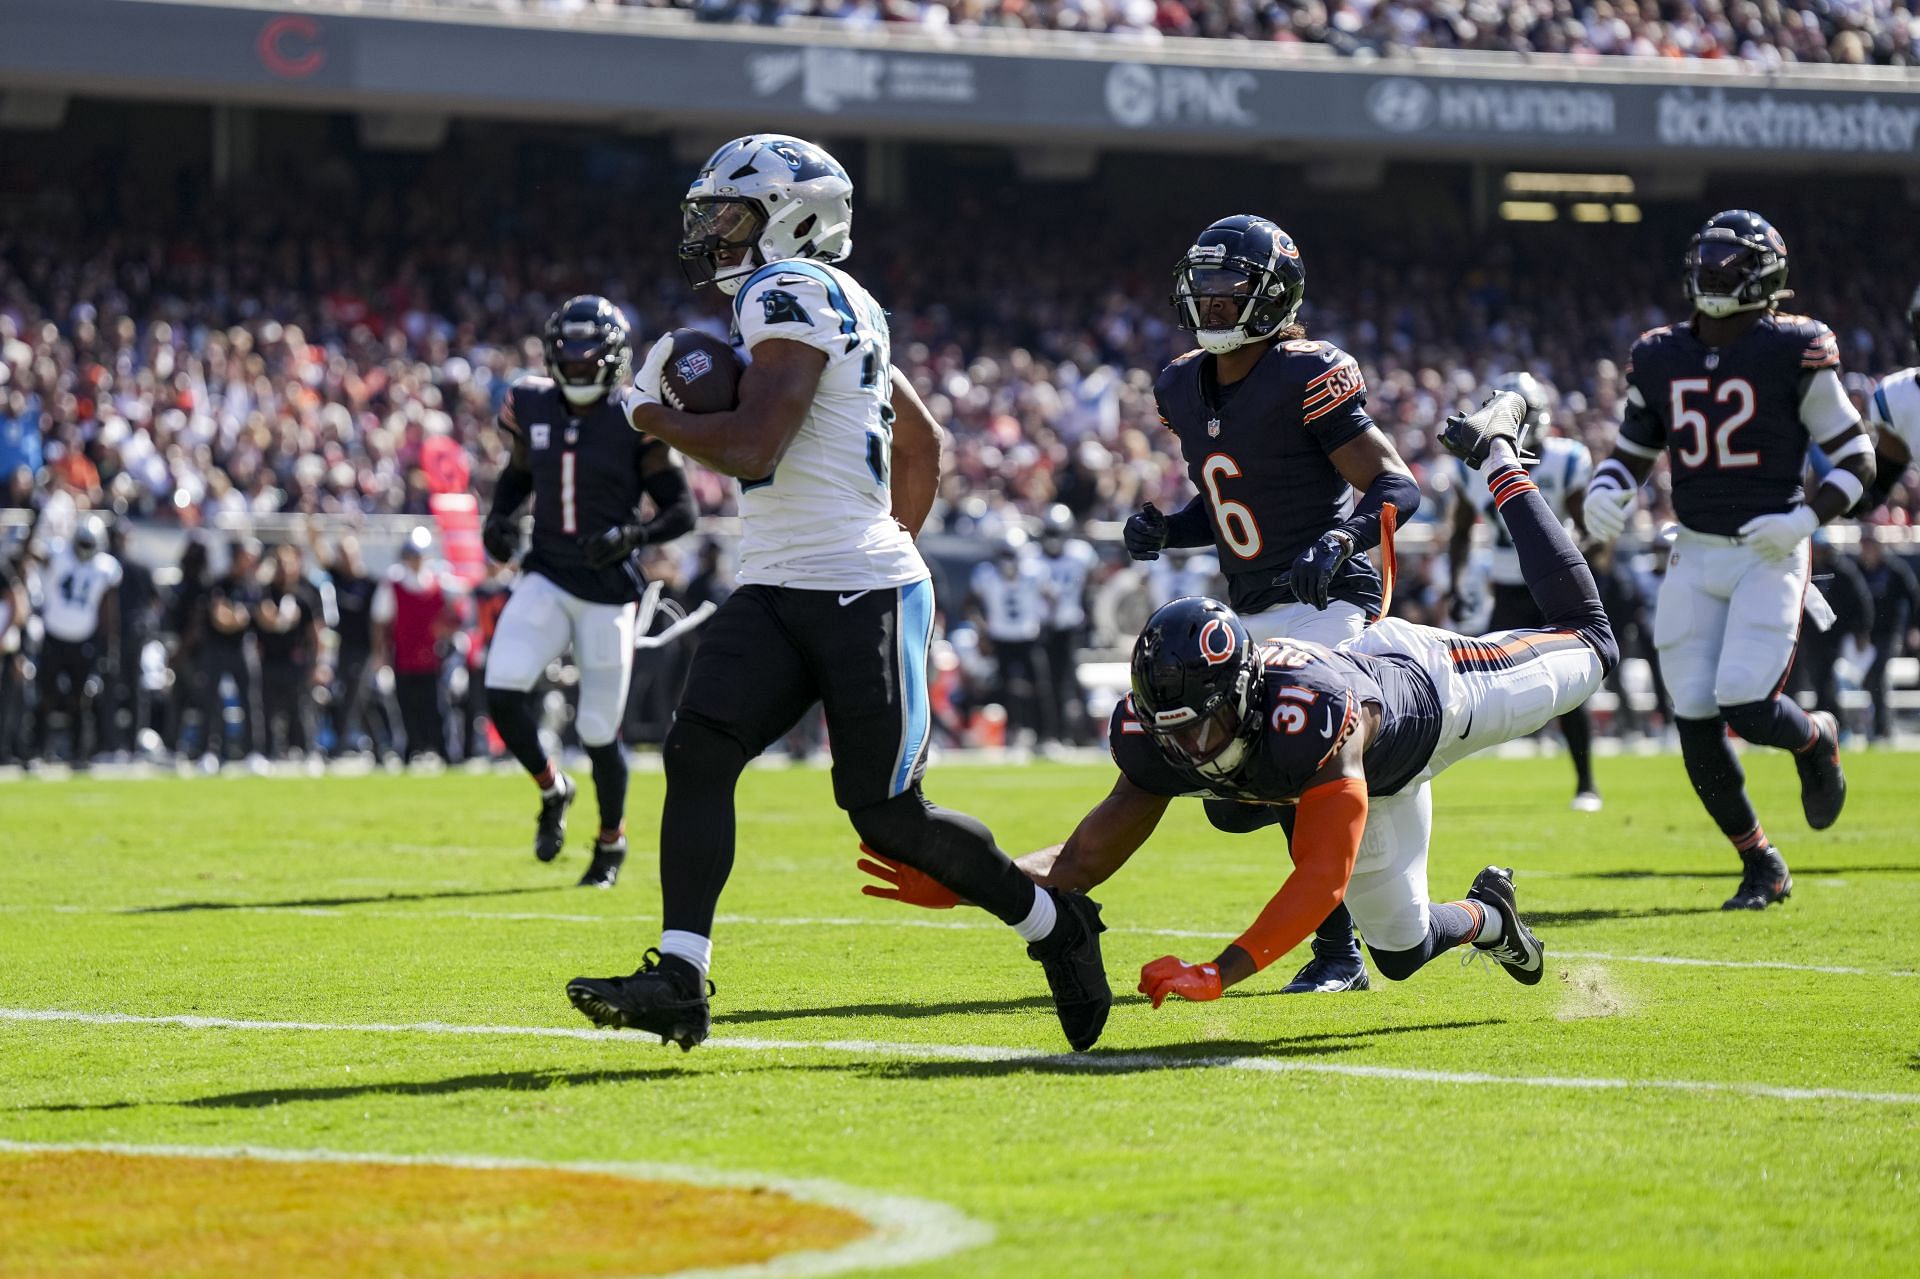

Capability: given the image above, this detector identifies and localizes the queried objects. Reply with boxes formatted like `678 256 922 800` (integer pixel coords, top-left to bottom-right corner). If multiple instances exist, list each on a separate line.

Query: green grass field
4 750 1919 1276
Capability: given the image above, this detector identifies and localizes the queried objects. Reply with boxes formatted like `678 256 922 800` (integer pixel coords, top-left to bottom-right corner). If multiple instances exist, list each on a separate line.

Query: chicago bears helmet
1170 215 1306 356
544 296 632 408
1130 596 1262 782
680 134 854 296
1683 210 1791 319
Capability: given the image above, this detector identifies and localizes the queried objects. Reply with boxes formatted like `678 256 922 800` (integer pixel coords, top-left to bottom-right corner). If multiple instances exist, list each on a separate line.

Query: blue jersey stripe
734 260 860 339
891 578 935 797
1874 386 1892 429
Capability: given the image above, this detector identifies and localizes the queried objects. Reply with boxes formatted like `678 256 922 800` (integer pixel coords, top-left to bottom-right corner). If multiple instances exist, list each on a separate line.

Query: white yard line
4 1006 1918 1107
17 901 1915 977
0 1138 991 1279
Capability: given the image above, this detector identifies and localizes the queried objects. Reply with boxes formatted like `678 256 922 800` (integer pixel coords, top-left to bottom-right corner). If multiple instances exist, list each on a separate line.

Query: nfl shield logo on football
1207 417 1222 438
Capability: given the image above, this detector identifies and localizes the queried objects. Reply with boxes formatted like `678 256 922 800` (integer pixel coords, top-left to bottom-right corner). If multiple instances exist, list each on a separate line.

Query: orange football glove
1138 956 1223 1009
857 844 964 910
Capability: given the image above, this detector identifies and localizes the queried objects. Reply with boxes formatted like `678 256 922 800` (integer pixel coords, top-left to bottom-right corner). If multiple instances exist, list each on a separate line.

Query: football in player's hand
661 329 743 415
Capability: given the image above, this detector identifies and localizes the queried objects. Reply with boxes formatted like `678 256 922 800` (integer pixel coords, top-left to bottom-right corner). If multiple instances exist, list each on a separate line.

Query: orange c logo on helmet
1198 619 1236 666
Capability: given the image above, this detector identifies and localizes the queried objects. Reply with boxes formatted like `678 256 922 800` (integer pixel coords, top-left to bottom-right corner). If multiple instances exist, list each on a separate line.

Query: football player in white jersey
567 134 1111 1053
1036 505 1098 744
1852 283 1920 517
1447 373 1602 810
34 515 121 765
968 528 1054 747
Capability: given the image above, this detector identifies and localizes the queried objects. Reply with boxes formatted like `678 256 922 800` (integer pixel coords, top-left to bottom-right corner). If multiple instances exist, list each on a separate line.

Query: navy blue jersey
1621 313 1840 535
1108 639 1443 805
506 379 667 605
1154 341 1384 616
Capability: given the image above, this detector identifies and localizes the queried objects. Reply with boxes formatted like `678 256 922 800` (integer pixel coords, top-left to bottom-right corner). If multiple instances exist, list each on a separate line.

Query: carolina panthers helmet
680 134 854 296
1683 210 1791 319
544 296 632 408
1130 596 1262 782
1486 372 1551 457
1170 215 1306 356
73 515 104 560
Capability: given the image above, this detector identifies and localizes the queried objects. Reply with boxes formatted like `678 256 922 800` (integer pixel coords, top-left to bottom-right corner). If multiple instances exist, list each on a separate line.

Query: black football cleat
1027 890 1112 1052
1723 846 1793 911
534 774 576 863
1465 865 1545 985
567 949 713 1050
576 836 626 889
1280 938 1373 994
1794 710 1846 831
1438 390 1539 471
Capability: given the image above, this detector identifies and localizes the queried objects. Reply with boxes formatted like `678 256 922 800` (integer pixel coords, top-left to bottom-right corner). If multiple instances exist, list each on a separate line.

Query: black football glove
1123 503 1170 561
581 523 646 569
482 518 520 564
1448 590 1479 627
1288 529 1357 611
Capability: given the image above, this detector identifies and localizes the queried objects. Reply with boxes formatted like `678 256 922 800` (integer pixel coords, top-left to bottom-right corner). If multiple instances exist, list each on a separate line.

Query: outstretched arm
1140 734 1368 1007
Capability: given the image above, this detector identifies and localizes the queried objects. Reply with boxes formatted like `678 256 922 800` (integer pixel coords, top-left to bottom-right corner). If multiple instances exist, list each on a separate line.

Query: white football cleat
1570 790 1603 813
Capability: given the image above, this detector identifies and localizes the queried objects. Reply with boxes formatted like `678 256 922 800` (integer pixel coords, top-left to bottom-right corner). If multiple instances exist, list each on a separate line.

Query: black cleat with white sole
1723 846 1793 911
577 836 626 888
1438 390 1539 471
1027 889 1112 1052
567 949 713 1050
1794 710 1846 831
534 774 576 863
1280 938 1372 994
1465 865 1545 985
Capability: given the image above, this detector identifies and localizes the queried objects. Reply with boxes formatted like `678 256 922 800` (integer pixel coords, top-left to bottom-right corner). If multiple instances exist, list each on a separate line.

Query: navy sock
585 740 629 838
1485 463 1618 672
1721 696 1817 755
1675 715 1768 852
1315 901 1360 951
486 687 548 779
1367 901 1484 981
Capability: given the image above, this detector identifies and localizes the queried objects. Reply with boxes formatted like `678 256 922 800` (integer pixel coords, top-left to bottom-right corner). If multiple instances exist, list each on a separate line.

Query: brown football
660 328 743 415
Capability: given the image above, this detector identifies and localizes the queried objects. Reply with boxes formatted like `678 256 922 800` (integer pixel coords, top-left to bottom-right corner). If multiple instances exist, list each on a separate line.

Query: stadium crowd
432 0 1920 67
3 151 1919 765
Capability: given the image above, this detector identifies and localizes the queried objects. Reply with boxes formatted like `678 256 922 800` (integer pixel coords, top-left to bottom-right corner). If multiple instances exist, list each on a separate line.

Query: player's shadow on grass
724 994 1059 1024
817 1018 1508 1080
120 886 570 915
1575 865 1916 881
18 1066 705 1113
1521 905 1724 926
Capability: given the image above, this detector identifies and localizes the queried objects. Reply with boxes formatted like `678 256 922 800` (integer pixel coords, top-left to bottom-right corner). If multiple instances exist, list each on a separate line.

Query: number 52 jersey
731 259 927 593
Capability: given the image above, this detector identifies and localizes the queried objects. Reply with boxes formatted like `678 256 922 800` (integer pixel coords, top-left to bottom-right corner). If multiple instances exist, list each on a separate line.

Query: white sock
541 773 568 800
659 930 712 978
1474 900 1504 943
1013 884 1059 944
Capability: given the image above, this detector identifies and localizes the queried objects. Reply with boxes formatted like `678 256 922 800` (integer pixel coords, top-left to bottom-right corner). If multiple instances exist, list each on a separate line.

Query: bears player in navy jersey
863 392 1614 1016
1581 211 1871 912
1121 214 1422 996
483 296 696 887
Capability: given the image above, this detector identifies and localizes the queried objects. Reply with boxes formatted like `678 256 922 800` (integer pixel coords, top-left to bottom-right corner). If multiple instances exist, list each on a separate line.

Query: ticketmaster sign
4 0 1918 168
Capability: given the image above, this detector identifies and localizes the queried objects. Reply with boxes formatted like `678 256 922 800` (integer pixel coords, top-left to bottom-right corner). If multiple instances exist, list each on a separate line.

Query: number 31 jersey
1620 312 1847 536
732 259 927 593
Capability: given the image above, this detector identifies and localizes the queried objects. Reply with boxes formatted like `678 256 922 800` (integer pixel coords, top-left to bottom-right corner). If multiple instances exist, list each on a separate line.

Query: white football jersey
40 547 122 642
731 259 926 592
970 557 1049 643
1037 539 1097 630
1458 435 1591 585
1869 366 1920 458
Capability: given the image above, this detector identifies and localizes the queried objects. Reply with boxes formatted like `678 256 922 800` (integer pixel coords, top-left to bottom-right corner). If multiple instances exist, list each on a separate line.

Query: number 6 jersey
1617 312 1858 536
731 259 926 592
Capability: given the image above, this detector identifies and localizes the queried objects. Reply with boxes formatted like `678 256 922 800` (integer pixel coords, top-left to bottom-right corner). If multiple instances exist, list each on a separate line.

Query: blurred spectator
0 547 28 762
1857 529 1920 741
163 537 211 755
372 529 457 762
321 535 390 758
1035 505 1097 744
200 539 265 764
255 544 323 757
967 529 1053 747
106 521 160 754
